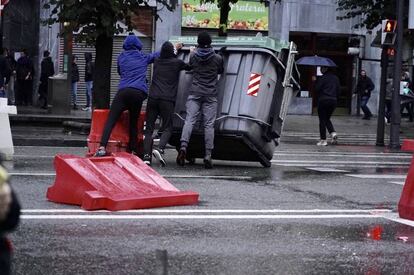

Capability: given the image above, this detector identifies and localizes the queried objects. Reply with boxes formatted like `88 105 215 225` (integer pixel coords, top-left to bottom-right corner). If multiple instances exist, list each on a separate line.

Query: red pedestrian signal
381 19 397 46
384 20 397 33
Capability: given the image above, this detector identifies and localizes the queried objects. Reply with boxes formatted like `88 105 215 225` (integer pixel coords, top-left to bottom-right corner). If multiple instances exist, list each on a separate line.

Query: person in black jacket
71 55 80 110
38 51 55 109
0 159 21 275
82 53 94 111
176 32 224 168
15 49 34 106
315 67 340 146
142 41 190 166
0 49 11 99
356 70 375 120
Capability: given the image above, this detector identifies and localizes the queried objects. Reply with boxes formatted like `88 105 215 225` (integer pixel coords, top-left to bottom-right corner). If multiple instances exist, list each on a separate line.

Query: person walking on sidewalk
0 49 11 99
356 70 375 120
94 34 160 157
142 41 190 166
38 51 55 109
315 66 340 146
82 53 94 112
15 50 34 106
3 49 15 105
176 31 224 169
71 55 80 110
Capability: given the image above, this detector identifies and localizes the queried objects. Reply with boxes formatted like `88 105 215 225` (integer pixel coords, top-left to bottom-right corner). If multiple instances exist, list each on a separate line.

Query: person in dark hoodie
71 55 80 110
314 66 340 146
176 32 224 169
355 70 375 120
38 51 55 109
15 50 34 106
143 41 191 166
82 53 94 111
94 34 160 157
0 158 21 275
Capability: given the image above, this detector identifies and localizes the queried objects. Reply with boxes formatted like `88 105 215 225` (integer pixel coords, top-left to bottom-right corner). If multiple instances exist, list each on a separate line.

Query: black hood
160 42 175 59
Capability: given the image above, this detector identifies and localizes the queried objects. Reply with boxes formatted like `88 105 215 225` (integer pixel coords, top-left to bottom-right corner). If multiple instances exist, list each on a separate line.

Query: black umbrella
296 55 337 67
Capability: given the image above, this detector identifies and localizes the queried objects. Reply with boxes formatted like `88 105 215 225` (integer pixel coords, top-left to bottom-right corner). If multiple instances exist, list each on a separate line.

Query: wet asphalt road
4 143 414 274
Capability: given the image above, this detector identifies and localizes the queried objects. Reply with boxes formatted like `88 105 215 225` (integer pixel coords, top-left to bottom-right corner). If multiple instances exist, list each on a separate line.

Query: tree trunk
219 0 230 37
93 33 113 109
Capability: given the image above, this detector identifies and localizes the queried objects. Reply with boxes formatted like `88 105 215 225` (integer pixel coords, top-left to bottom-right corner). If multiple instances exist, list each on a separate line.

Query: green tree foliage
336 0 397 30
44 0 174 108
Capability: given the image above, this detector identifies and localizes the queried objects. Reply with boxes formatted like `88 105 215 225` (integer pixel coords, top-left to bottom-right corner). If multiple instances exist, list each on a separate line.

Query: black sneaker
152 149 166 167
176 149 186 166
204 155 213 169
143 154 151 166
94 148 107 157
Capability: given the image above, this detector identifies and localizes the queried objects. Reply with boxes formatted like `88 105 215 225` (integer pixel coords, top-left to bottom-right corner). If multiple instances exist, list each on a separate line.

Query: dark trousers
38 80 48 108
143 98 175 156
361 96 372 117
401 102 414 122
385 99 392 122
100 88 147 152
16 80 33 106
318 99 337 140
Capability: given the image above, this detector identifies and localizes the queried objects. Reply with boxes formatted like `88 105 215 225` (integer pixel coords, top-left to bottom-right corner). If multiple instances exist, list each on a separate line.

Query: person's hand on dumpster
311 76 317 82
190 46 196 53
175 43 183 50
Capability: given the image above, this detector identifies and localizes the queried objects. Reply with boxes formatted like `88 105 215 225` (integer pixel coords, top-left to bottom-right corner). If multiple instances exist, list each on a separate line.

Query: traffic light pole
390 0 404 149
376 46 389 146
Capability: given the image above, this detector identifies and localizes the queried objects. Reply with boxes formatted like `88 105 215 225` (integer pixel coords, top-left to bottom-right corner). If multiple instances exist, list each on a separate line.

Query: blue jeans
71 82 78 105
0 89 5 98
85 81 93 107
360 96 372 117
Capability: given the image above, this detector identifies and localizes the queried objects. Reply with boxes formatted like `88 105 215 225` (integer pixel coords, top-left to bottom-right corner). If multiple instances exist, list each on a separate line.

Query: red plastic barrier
402 139 414 152
398 156 414 220
47 152 199 211
87 109 146 157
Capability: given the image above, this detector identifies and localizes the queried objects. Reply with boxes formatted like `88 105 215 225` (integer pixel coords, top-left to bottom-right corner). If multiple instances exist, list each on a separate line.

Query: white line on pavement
306 168 350 173
273 164 409 168
273 153 412 159
346 174 407 179
389 181 406 186
271 160 409 164
21 209 392 214
376 212 414 228
21 214 379 220
8 173 252 180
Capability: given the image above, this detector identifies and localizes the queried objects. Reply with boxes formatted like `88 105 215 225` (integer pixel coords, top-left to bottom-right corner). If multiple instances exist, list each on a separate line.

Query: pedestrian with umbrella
296 56 340 146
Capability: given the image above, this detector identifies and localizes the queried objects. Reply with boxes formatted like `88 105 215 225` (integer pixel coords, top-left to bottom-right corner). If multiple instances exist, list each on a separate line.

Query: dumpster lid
170 36 290 52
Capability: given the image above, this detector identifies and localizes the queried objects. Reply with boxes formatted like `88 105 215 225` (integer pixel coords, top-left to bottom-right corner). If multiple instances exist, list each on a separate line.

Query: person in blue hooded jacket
94 34 160 157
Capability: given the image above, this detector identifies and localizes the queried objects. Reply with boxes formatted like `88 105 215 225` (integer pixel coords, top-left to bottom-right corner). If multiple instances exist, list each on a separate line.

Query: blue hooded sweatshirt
117 35 160 93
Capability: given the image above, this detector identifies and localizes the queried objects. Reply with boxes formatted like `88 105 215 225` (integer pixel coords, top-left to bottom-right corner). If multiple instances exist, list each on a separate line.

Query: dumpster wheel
186 157 196 165
259 158 271 168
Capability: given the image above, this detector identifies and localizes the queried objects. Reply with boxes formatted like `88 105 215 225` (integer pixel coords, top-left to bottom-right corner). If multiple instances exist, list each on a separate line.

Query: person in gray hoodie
176 32 224 169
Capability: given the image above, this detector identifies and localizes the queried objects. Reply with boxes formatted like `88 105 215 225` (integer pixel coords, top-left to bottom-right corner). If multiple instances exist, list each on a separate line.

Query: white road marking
274 153 412 159
21 214 379 220
377 212 414 228
306 167 350 173
389 181 405 186
346 174 407 179
8 172 252 180
271 160 408 165
274 164 409 168
21 209 392 214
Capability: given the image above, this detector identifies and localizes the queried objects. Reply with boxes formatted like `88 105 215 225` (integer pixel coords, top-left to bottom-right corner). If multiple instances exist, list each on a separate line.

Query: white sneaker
82 106 91 112
316 140 328 146
152 149 166 167
329 132 338 145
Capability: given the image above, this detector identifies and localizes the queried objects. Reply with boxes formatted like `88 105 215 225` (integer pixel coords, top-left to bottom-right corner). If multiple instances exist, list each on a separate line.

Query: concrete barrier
0 98 17 160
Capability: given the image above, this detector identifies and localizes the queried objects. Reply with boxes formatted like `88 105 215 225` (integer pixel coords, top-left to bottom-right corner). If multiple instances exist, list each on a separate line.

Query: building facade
19 0 383 114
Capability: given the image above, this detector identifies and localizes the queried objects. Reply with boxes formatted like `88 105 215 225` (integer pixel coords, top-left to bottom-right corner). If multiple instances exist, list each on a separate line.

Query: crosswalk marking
345 174 407 179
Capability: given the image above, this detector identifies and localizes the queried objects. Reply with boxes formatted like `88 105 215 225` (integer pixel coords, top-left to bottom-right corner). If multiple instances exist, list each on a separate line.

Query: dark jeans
401 102 414 122
143 98 175 155
361 96 372 117
318 99 337 140
385 99 392 122
16 80 33 106
38 80 48 108
100 88 147 152
180 95 218 152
